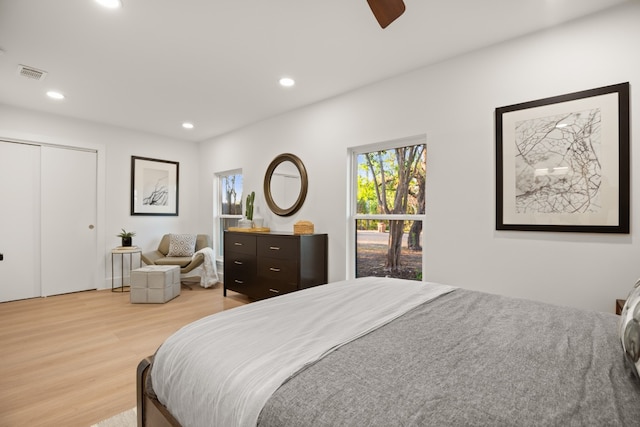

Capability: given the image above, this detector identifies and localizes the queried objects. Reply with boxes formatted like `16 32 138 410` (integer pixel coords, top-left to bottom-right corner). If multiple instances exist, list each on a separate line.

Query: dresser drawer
259 281 298 299
226 277 261 299
225 252 256 279
258 257 297 284
225 233 256 255
257 236 297 259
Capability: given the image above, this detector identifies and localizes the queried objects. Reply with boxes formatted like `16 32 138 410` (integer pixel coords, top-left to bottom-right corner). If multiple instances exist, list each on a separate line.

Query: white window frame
347 134 427 279
214 168 243 259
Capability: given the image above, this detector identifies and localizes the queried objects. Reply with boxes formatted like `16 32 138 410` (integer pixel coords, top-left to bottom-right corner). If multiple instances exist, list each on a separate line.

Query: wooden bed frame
136 356 181 427
136 281 640 427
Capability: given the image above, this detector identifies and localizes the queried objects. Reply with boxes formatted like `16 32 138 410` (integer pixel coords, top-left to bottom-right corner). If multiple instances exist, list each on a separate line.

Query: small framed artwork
496 82 629 233
131 156 179 216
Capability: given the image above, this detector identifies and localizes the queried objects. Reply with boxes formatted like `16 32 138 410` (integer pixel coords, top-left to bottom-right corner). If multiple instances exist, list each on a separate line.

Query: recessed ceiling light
46 91 65 100
279 77 295 88
95 0 123 9
182 122 194 129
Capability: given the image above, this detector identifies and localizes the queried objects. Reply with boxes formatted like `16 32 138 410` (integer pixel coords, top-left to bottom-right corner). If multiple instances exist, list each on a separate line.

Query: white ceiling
0 0 629 142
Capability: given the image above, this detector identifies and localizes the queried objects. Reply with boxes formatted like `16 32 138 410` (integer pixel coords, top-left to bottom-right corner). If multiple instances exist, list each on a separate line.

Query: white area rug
90 407 136 427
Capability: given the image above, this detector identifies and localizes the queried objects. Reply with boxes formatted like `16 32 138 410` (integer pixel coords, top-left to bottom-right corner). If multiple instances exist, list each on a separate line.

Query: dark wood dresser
223 231 328 300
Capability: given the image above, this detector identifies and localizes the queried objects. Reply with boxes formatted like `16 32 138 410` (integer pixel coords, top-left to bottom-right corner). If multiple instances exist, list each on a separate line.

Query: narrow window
215 170 243 257
351 138 426 281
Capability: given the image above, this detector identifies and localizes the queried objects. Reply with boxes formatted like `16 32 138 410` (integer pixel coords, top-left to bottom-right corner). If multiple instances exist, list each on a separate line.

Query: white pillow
620 278 640 378
167 234 197 257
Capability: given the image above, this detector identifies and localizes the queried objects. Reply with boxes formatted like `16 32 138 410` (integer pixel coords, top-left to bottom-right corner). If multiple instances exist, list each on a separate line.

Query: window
350 137 426 281
215 170 243 257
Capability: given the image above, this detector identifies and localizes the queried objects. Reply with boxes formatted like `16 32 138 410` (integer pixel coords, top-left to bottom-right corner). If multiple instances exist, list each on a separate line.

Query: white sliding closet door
0 141 40 302
41 146 97 296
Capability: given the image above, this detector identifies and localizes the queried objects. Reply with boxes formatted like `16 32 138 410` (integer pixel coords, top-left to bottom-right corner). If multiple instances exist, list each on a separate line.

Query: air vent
17 65 48 81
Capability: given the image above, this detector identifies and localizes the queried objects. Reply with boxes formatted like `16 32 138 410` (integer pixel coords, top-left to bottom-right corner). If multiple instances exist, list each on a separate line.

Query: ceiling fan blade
367 0 406 29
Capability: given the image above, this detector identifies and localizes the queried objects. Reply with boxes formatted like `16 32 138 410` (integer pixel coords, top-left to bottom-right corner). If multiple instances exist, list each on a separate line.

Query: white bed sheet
151 277 455 427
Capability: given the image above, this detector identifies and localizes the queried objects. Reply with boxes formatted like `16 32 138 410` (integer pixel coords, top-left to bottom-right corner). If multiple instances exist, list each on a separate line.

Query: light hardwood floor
0 284 249 426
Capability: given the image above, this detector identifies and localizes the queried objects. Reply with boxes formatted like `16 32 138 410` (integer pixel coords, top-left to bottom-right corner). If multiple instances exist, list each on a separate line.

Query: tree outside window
354 141 426 281
216 171 243 257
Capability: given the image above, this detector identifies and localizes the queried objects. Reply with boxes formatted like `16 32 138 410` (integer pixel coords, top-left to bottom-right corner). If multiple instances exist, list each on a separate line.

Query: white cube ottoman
130 265 180 303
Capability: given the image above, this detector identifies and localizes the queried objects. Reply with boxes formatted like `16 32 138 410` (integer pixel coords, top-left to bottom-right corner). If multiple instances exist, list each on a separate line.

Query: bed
137 276 640 426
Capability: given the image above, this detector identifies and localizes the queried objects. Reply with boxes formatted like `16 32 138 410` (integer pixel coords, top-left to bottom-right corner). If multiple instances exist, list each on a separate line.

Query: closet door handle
234 280 244 284
234 260 243 265
269 246 280 251
269 267 281 272
234 242 243 246
269 288 280 294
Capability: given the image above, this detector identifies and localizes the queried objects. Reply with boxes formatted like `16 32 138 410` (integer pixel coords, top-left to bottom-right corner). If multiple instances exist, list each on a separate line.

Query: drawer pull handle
234 242 243 246
234 280 244 284
269 267 281 272
234 260 243 265
269 288 280 293
269 246 280 250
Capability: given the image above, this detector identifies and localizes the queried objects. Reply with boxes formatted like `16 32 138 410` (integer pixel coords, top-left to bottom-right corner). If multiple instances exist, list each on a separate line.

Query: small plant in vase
245 191 255 222
116 229 136 247
238 191 255 229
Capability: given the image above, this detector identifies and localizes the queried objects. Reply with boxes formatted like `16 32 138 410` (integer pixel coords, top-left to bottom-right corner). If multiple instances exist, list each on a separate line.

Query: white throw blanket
151 277 455 427
192 247 218 288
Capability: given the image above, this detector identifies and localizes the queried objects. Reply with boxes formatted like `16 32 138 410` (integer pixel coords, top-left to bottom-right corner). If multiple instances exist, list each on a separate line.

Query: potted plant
116 229 136 247
245 191 255 221
238 191 255 229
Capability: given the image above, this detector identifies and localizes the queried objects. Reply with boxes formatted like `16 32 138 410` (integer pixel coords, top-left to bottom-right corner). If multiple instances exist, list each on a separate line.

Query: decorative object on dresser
224 231 327 300
252 206 264 228
293 220 314 235
233 191 268 231
238 190 255 228
228 226 271 233
237 218 253 228
245 190 255 220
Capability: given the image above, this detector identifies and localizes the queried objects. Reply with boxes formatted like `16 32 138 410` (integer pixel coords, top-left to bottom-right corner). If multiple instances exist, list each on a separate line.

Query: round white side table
111 246 142 292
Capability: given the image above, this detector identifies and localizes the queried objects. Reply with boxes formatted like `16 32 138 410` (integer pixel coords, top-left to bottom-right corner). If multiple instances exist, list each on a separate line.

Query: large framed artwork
131 156 179 216
496 82 629 233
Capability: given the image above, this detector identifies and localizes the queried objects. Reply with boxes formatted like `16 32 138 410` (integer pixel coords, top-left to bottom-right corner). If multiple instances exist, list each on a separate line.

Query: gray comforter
258 289 640 426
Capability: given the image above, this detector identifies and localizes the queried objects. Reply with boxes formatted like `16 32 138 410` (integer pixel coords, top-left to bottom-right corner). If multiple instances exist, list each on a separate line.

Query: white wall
197 2 640 313
0 4 636 309
0 105 201 289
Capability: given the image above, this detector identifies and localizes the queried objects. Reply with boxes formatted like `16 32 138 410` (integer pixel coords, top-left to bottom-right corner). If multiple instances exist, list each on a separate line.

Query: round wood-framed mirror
263 153 308 216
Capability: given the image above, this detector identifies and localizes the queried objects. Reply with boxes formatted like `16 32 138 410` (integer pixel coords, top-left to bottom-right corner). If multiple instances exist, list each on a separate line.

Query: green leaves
245 191 255 220
116 228 136 238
